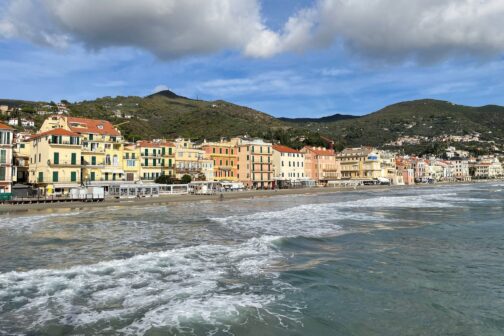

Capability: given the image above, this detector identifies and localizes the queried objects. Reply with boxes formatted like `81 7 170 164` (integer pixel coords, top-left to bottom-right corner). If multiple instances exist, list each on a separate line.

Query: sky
1 0 504 118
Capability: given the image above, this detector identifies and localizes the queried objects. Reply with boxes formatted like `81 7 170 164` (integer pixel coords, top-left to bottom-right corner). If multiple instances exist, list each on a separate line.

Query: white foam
0 236 293 335
211 192 486 238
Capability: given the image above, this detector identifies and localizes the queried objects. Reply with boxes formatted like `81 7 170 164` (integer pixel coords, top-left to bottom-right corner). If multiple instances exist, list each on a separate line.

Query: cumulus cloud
0 0 274 58
2 0 504 62
250 0 504 61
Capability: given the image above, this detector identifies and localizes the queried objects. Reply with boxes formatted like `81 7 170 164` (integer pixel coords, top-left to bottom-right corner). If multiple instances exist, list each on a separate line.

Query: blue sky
1 0 504 118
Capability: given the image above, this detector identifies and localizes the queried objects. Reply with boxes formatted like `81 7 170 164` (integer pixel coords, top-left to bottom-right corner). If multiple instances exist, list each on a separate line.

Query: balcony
47 160 81 168
82 160 105 168
175 168 201 174
48 140 81 147
82 148 105 154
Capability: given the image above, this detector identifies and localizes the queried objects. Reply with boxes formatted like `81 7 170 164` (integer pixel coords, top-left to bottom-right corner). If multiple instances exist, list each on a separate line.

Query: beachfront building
232 137 273 189
138 141 164 181
200 139 238 181
451 158 471 181
174 138 206 180
13 135 31 183
301 146 339 184
27 128 82 195
122 144 141 182
473 157 503 179
160 141 176 177
272 144 305 187
0 122 14 194
336 147 382 180
40 115 125 184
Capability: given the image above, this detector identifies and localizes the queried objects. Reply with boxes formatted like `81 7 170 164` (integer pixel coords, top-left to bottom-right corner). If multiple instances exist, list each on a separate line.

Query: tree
155 175 175 184
181 174 192 184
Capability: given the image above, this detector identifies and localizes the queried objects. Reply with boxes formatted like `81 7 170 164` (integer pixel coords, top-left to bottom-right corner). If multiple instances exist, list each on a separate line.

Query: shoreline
0 180 500 215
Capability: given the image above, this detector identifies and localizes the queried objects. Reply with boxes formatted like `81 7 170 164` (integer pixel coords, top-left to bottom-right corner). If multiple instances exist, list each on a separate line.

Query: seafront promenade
0 180 495 214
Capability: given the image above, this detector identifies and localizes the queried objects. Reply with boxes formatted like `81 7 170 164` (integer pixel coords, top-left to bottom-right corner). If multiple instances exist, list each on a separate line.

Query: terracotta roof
304 146 335 156
273 144 301 154
0 122 13 130
137 140 161 148
30 128 79 140
67 117 120 136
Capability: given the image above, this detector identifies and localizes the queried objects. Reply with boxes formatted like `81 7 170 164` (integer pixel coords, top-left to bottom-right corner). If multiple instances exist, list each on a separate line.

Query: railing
47 160 81 167
48 140 80 146
32 178 81 184
82 161 106 167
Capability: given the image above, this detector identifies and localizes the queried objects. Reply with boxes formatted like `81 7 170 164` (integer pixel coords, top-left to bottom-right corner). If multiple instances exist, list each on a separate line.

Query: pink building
0 122 14 194
300 146 339 183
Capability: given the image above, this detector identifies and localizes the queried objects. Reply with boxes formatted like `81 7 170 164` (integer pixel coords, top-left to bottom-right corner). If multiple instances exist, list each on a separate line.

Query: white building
272 144 305 186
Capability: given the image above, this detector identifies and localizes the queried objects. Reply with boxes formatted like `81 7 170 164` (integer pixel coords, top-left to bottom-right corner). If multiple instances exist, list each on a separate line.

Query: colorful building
174 138 207 180
232 137 273 189
137 141 164 181
122 144 141 182
272 144 305 186
200 139 238 181
0 122 14 195
27 128 82 195
301 146 339 183
40 115 125 185
336 147 381 180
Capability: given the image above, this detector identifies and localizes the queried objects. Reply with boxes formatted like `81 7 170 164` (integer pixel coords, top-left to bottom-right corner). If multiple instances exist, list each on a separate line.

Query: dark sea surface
1 183 503 335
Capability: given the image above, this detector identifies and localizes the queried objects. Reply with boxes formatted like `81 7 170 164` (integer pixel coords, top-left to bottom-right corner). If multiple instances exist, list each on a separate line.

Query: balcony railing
47 160 81 167
48 140 81 146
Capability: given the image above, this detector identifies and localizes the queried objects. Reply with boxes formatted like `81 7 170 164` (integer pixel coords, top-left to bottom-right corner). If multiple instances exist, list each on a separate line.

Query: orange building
200 139 238 181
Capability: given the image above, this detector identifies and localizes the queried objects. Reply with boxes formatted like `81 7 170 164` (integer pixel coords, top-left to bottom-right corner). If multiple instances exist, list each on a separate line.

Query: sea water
1 183 503 335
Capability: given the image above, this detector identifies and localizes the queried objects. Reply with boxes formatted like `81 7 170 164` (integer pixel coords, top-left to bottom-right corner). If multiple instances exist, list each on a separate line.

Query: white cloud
2 0 504 62
0 0 275 59
246 0 504 61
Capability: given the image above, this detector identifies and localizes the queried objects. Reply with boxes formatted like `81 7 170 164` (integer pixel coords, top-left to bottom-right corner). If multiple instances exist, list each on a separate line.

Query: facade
0 123 14 194
13 137 31 183
40 115 125 185
451 158 471 181
474 158 503 178
200 139 238 181
137 141 164 181
232 137 273 189
27 128 82 195
174 138 206 180
301 146 339 183
336 147 381 180
272 144 305 185
123 144 141 182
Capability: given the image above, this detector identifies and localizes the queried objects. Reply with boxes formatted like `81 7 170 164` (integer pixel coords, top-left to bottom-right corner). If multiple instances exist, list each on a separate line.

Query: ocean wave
0 236 297 335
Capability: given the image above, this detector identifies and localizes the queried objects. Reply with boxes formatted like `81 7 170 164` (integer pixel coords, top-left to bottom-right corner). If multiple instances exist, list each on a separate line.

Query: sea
1 182 503 336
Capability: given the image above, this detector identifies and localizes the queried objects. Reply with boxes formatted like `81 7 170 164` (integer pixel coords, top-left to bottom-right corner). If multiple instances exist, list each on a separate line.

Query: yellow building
200 139 237 181
336 147 382 180
137 141 164 181
160 141 176 177
27 128 82 195
123 144 141 182
174 138 207 180
40 115 125 184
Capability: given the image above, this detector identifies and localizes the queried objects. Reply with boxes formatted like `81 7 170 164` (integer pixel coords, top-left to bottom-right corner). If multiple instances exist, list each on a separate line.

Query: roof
339 147 373 156
0 122 13 130
30 128 79 140
67 117 120 136
304 146 335 156
273 144 301 154
137 140 161 148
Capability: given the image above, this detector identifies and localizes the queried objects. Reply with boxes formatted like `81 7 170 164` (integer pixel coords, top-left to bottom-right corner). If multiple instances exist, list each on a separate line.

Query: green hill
2 93 503 154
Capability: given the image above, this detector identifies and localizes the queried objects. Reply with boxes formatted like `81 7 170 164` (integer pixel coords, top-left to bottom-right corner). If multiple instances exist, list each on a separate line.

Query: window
38 172 44 182
53 152 59 165
52 171 59 182
89 134 94 141
0 167 5 181
0 131 12 145
0 150 6 164
90 172 95 181
226 149 228 154
71 171 77 182
91 156 96 165
71 153 77 165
